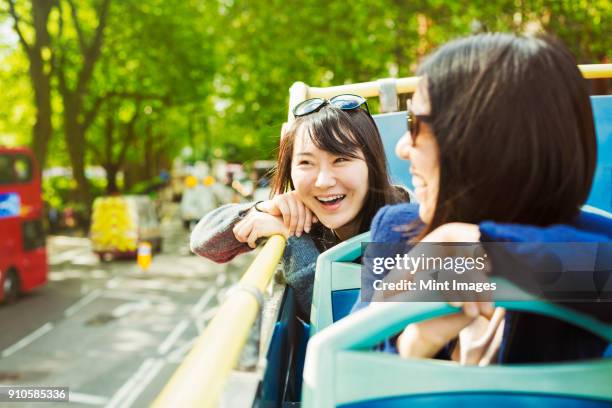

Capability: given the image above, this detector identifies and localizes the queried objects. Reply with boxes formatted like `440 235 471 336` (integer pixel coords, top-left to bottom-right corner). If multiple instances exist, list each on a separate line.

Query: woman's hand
397 310 477 358
396 222 494 359
421 222 481 243
256 191 317 237
423 222 493 316
233 211 289 249
396 301 497 359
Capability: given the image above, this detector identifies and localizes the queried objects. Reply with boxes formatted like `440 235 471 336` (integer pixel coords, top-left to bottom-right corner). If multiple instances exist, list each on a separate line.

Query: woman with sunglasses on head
191 94 408 320
358 33 612 364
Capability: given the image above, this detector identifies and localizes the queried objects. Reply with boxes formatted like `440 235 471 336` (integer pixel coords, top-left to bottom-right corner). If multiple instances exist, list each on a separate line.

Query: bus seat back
588 95 612 213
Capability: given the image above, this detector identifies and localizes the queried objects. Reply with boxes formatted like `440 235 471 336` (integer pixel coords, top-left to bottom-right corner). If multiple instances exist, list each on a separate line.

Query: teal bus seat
331 289 360 322
302 279 612 408
340 393 612 408
589 95 612 213
374 112 412 189
310 231 369 336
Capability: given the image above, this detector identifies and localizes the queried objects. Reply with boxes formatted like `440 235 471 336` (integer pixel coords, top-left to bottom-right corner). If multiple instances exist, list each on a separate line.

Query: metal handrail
152 235 287 408
288 63 612 119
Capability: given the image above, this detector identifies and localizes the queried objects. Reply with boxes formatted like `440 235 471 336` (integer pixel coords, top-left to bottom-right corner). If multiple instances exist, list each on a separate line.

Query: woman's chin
317 216 344 231
418 205 433 224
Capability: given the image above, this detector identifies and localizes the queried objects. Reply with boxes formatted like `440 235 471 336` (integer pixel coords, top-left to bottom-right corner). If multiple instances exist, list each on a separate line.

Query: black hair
272 105 406 234
415 33 596 236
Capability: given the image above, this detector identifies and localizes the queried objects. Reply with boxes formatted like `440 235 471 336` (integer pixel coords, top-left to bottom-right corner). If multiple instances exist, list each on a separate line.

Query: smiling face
395 79 440 224
290 127 369 239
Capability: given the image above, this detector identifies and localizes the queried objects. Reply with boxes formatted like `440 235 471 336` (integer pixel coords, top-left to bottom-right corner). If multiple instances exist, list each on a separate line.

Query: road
0 205 255 407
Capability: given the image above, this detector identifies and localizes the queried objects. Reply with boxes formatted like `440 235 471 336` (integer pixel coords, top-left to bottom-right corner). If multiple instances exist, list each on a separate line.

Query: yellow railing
153 235 287 408
288 63 612 119
580 64 612 79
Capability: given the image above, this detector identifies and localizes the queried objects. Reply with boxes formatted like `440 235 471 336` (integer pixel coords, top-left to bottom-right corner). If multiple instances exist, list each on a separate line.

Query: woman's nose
395 132 412 160
315 168 336 188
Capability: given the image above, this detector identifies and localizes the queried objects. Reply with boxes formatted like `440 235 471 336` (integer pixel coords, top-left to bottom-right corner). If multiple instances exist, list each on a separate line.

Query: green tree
4 0 54 169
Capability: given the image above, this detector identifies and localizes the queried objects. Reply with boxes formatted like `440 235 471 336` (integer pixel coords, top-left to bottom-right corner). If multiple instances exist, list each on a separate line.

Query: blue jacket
358 203 612 362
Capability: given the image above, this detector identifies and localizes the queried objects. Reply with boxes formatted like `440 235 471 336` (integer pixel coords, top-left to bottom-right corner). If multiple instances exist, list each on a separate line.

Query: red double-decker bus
0 147 47 303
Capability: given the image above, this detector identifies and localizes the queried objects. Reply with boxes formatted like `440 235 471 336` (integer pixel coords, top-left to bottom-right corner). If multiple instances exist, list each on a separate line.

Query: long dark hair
271 105 405 234
416 33 596 237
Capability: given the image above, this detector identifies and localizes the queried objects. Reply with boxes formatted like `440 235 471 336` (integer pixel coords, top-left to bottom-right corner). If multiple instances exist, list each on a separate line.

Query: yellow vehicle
90 195 162 261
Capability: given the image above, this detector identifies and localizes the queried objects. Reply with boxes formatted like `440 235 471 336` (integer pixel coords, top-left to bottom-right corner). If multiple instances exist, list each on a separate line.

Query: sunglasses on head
292 94 370 117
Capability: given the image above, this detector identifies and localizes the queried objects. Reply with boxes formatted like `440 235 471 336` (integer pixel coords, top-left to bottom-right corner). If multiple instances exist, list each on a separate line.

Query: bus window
0 155 12 184
0 154 33 184
14 155 32 182
22 219 45 251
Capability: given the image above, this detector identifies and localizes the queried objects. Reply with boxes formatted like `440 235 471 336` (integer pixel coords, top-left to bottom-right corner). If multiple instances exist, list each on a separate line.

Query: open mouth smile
315 194 346 208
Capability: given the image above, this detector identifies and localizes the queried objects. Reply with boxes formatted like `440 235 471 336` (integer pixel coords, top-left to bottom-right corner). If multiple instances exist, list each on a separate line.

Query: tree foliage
0 0 609 209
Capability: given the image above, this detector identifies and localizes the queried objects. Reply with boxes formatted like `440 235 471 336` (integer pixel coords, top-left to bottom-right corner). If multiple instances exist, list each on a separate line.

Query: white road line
194 306 218 333
106 358 158 408
64 289 102 317
190 287 215 316
166 337 197 363
117 359 164 408
69 392 109 406
102 290 168 303
106 278 120 289
49 236 92 246
158 319 190 355
1 322 53 357
49 247 91 265
215 272 227 286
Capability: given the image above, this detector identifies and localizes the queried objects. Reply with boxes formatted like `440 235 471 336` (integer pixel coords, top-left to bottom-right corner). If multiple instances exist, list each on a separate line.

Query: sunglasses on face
406 100 431 145
292 94 370 117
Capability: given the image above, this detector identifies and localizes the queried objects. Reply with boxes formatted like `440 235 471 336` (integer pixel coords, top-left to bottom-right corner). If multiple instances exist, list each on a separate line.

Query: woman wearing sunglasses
191 94 408 320
359 33 611 364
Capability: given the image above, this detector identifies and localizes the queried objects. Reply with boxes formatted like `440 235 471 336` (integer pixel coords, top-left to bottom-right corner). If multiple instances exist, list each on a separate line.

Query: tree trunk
8 0 55 170
105 164 119 194
145 122 154 180
29 52 53 170
63 97 91 207
57 0 112 211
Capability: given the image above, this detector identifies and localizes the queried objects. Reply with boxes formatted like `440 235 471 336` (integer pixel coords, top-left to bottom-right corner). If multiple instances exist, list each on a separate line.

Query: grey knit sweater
190 202 336 320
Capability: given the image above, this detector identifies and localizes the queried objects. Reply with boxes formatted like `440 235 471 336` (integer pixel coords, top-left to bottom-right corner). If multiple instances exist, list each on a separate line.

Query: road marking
115 279 191 293
1 322 53 357
158 319 190 355
190 287 215 316
64 289 102 317
111 301 151 318
49 235 92 246
69 392 109 406
215 272 227 286
106 358 164 408
118 359 164 408
166 337 197 363
193 306 219 333
49 247 92 265
102 290 168 303
106 278 120 289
